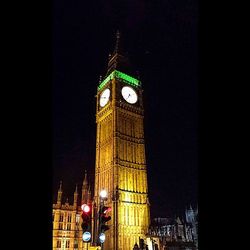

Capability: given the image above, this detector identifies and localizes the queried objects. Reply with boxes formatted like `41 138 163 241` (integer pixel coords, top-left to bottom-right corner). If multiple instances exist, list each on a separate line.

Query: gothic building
185 205 198 248
53 32 150 250
52 171 92 250
146 206 198 250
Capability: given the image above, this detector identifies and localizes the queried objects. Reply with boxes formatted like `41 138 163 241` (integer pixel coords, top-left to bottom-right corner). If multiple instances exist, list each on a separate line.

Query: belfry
93 31 150 250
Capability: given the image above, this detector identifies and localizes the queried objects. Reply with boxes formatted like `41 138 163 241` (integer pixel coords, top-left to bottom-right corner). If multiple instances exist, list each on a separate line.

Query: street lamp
100 189 107 199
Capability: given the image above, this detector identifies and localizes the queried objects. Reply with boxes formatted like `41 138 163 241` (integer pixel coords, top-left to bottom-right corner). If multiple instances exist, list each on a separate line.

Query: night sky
52 0 198 219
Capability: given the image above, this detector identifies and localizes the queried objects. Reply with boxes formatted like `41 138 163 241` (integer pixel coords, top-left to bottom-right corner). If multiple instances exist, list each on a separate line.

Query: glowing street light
100 189 107 199
99 232 105 243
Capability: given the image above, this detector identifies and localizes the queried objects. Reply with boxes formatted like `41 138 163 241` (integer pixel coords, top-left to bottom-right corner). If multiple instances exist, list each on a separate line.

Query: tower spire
87 185 91 204
106 30 133 76
73 184 78 209
83 170 88 185
81 170 88 203
114 30 121 54
59 180 62 191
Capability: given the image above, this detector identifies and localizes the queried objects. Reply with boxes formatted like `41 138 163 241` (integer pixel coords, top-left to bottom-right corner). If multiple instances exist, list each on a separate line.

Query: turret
81 170 88 204
57 181 63 206
73 184 78 209
87 185 91 204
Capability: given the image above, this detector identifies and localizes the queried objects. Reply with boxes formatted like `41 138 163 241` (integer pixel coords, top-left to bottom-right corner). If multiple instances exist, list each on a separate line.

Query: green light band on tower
98 71 115 90
98 70 140 90
115 71 140 86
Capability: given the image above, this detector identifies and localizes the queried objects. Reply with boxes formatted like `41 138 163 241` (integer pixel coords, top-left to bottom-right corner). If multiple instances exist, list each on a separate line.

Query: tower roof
105 31 136 78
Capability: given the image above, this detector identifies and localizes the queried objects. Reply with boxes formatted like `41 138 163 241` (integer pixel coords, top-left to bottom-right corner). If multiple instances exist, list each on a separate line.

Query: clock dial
121 86 138 104
99 88 110 107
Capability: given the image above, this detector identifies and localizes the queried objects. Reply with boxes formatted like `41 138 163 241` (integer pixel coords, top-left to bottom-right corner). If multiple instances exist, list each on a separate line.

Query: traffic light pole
99 197 104 249
97 190 111 249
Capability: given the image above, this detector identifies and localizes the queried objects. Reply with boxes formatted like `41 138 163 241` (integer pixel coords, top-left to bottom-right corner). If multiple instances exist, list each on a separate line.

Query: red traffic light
101 206 111 214
81 204 91 233
81 204 91 213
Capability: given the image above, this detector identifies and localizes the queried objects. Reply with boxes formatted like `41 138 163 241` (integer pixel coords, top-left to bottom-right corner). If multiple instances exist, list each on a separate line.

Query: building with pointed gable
52 171 92 250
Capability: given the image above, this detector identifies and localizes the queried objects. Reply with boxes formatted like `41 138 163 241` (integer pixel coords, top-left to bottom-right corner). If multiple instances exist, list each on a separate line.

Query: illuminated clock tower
94 31 150 250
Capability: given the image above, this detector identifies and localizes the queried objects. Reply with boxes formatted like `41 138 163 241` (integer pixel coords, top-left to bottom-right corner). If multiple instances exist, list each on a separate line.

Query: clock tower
94 31 150 250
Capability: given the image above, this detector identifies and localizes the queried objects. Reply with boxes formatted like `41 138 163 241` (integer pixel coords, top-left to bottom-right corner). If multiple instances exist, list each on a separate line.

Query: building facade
52 172 92 250
93 31 150 250
146 207 198 250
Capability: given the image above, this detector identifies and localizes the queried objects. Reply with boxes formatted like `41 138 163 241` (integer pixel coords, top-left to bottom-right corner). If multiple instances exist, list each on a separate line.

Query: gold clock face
121 86 138 104
99 88 110 107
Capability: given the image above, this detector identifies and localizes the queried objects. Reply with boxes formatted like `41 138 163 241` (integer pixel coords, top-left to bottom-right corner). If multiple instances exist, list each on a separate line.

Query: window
68 214 71 222
59 223 63 230
74 240 78 248
57 241 61 248
76 214 80 223
59 214 63 222
67 224 71 230
66 240 70 248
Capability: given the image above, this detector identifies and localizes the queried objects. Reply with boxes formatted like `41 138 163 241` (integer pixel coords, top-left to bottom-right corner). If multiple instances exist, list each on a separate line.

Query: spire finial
57 180 63 204
59 180 62 191
82 170 88 190
114 30 121 54
75 184 78 193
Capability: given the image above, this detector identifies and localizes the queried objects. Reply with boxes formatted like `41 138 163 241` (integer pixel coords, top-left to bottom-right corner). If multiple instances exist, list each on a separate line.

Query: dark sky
52 0 198 219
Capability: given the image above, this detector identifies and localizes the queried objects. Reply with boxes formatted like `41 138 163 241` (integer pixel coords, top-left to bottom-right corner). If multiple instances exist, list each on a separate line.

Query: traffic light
139 238 145 250
99 205 111 232
81 204 91 233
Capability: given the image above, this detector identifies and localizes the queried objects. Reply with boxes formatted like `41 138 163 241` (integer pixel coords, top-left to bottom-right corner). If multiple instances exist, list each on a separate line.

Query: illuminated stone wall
53 203 84 250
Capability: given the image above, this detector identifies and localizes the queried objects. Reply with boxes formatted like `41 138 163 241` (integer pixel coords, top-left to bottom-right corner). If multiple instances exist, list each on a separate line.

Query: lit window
59 214 63 222
68 215 71 222
74 240 78 248
76 214 80 223
57 241 61 248
66 241 70 248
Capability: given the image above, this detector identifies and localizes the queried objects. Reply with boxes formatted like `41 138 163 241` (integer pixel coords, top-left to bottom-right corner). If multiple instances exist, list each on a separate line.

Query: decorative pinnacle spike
114 30 121 53
59 180 62 190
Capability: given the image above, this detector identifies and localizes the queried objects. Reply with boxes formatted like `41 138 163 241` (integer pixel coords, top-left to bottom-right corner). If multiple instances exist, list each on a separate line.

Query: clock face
99 88 110 107
121 86 138 104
